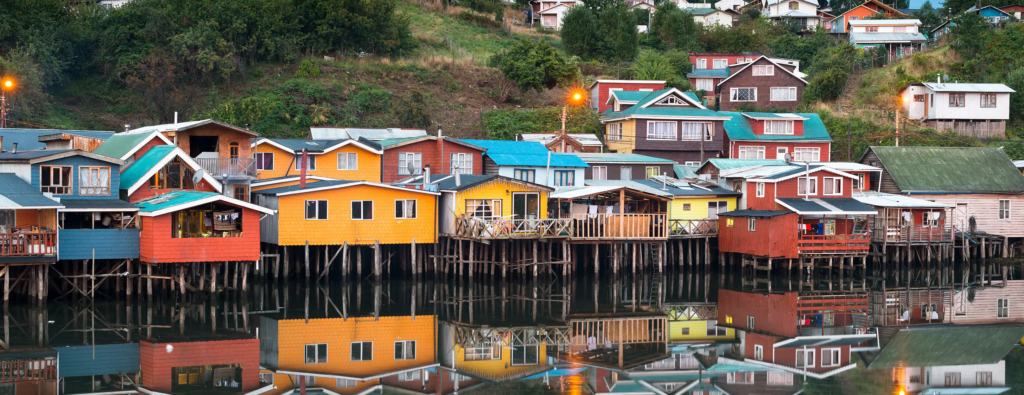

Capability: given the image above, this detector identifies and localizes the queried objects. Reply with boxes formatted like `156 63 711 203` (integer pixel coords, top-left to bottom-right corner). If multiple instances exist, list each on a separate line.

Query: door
513 193 540 220
776 147 787 159
955 203 968 231
708 201 728 219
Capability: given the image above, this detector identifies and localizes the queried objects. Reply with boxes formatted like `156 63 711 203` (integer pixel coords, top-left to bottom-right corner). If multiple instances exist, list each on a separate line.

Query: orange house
830 0 908 33
252 138 383 183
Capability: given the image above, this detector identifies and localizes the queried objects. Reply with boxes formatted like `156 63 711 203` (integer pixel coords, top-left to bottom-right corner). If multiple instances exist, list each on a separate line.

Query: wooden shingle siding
58 229 140 260
58 343 140 378
949 281 1024 324
718 58 806 112
859 150 901 194
483 156 500 175
927 194 1024 237
140 339 259 393
380 139 484 183
30 156 121 199
139 209 261 263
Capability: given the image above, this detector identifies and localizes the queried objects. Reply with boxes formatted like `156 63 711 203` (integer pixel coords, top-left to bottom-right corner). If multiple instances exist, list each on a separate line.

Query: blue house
0 150 139 261
457 139 589 188
58 343 140 393
967 5 1013 22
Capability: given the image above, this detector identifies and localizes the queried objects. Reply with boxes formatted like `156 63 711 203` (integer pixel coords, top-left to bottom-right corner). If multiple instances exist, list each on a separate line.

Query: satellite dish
943 74 950 82
407 161 416 175
192 169 205 190
783 153 793 163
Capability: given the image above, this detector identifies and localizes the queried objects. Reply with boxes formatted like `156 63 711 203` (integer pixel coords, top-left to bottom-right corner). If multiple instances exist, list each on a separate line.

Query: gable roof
631 179 742 197
416 174 553 193
868 326 1024 369
572 153 676 164
519 133 604 147
917 82 1015 93
967 4 1012 16
717 56 809 88
0 129 114 152
123 119 259 137
135 191 273 217
720 112 832 141
674 165 699 179
250 175 335 189
700 158 789 172
91 131 174 160
119 145 223 195
309 128 428 141
0 173 63 209
458 140 588 168
0 149 123 165
375 135 485 152
833 0 908 19
253 137 383 155
253 179 438 196
602 89 726 121
863 146 1024 193
607 90 654 105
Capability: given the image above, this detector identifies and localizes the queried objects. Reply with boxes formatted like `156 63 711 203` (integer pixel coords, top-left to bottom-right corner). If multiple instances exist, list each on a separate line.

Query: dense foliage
482 106 601 140
560 0 639 63
489 38 578 102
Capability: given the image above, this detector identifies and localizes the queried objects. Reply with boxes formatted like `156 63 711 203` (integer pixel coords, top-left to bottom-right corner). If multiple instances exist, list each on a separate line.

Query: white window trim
352 200 373 221
756 182 765 198
305 200 329 220
697 59 707 69
397 152 420 175
395 340 417 360
680 122 713 141
738 145 766 159
797 349 816 368
770 87 798 102
999 199 1011 220
646 166 661 178
294 154 317 171
593 166 608 180
748 218 756 232
763 120 795 134
730 88 757 102
646 121 678 140
305 343 328 364
396 199 417 219
713 59 728 69
338 152 359 171
753 65 775 76
255 152 275 171
798 177 818 195
793 147 821 162
823 177 843 196
998 298 1009 319
821 348 841 367
351 341 373 361
754 345 764 361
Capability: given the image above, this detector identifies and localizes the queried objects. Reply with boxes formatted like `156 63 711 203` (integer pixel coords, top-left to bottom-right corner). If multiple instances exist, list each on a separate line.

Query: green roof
119 145 176 190
687 8 718 15
604 89 721 120
377 136 423 148
136 191 221 212
869 326 1024 369
721 112 833 141
609 90 652 102
674 165 698 179
92 133 155 159
704 158 788 170
867 146 1024 193
572 153 675 164
687 68 731 79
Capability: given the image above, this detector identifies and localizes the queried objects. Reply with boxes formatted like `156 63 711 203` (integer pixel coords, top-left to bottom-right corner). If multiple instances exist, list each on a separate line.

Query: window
978 372 993 386
647 121 677 140
922 211 940 227
798 177 818 195
607 123 621 142
337 379 357 388
738 146 766 159
351 201 373 220
789 1 798 9
913 94 926 102
514 169 535 183
511 345 539 366
756 182 765 197
949 93 965 107
229 142 239 159
853 173 864 190
234 186 247 202
398 371 421 381
681 122 713 141
305 200 328 220
40 165 72 195
646 166 660 178
593 166 608 180
921 303 938 318
893 26 906 32
770 87 797 102
777 147 788 158
553 170 575 186
793 147 821 162
254 152 274 170
821 348 841 367
944 372 961 386
337 152 358 171
451 153 473 174
395 341 416 360
467 199 501 219
725 315 733 324
697 58 707 69
395 200 416 219
748 218 756 231
754 345 763 360
713 59 728 69
981 93 998 108
867 26 879 32
397 152 420 175
351 342 372 361
747 316 755 329
707 321 727 336
683 204 691 211
753 65 775 76
305 344 327 364
726 218 734 227
681 328 690 335
767 372 794 386
823 177 843 195
294 154 316 171
1000 199 1011 220
465 346 501 360
764 120 795 134
79 166 111 196
684 161 700 166
998 298 1009 318
730 88 757 102
796 349 815 368
620 167 632 180
150 159 196 190
696 78 714 91
171 206 242 238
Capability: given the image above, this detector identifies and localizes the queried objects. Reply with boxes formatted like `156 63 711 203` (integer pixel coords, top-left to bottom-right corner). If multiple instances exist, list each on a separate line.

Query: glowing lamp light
902 96 910 104
573 92 582 101
166 344 174 353
899 391 905 395
2 80 12 89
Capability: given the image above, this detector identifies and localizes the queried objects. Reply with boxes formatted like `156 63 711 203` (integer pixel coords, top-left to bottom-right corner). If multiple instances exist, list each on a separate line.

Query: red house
687 52 762 94
721 112 833 162
718 165 877 259
716 56 809 112
588 79 666 114
379 135 486 183
717 289 877 379
139 339 260 394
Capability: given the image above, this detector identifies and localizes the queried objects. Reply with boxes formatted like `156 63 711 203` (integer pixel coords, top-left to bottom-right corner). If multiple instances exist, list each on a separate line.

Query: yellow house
253 180 438 245
666 304 736 344
439 323 551 381
252 137 383 182
259 315 438 389
250 175 334 192
629 179 739 230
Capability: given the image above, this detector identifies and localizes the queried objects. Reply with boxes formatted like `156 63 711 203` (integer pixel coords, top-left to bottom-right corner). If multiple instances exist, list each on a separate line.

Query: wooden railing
195 158 256 178
569 214 667 240
0 358 57 382
797 234 869 255
668 219 718 238
452 217 572 239
0 232 57 257
883 225 954 243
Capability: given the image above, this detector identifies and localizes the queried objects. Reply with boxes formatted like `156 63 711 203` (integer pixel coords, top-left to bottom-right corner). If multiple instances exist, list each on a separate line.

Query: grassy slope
39 1 564 139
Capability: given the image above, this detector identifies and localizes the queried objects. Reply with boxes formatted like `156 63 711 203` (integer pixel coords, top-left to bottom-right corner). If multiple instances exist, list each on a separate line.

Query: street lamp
895 94 910 147
1 78 13 129
558 88 587 152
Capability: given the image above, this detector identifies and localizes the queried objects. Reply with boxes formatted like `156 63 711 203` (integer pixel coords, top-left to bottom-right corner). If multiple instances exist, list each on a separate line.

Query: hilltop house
600 88 731 164
691 8 740 26
967 5 1014 22
848 19 927 61
458 139 588 188
573 153 677 180
759 0 822 29
901 82 1015 138
829 0 908 33
999 4 1024 18
720 112 833 162
589 79 666 114
377 135 485 183
716 56 809 112
531 0 582 29
687 52 762 100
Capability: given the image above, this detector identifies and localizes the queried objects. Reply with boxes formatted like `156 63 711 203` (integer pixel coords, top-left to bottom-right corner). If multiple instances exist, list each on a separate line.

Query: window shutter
317 201 327 220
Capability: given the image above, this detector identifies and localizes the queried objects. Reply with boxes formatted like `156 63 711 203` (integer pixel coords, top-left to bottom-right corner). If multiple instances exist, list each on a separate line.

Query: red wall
719 290 799 338
593 81 666 113
688 54 755 68
139 339 260 393
773 342 851 374
728 142 831 161
773 170 853 201
139 208 260 263
381 139 484 183
134 139 169 163
749 119 805 136
717 213 798 258
746 180 778 211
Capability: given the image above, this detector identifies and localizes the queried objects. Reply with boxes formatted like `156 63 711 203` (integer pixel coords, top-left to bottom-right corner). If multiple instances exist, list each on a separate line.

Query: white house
761 0 822 29
901 82 1015 138
690 8 739 26
848 19 927 61
674 0 715 9
716 0 748 11
537 0 581 29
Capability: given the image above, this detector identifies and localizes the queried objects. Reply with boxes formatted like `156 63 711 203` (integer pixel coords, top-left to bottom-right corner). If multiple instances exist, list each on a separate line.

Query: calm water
16 265 1024 395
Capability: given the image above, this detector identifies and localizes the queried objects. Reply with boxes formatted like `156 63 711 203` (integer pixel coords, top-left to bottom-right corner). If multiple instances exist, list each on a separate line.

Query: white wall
497 166 585 188
716 0 747 10
905 85 930 120
765 0 818 17
850 24 920 33
0 163 31 184
696 12 734 27
928 361 1005 388
933 91 1010 120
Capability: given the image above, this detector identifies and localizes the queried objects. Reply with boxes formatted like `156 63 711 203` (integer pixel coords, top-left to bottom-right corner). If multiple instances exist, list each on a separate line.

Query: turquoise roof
458 139 588 168
610 90 651 102
687 7 718 14
92 132 154 159
673 165 698 179
377 136 422 148
704 158 789 170
573 153 675 164
721 112 833 141
119 145 176 190
136 191 221 212
687 68 730 79
604 89 721 120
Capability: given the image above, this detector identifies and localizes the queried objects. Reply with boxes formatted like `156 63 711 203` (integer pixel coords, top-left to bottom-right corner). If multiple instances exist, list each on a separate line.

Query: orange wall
255 143 381 182
259 371 378 395
139 208 261 263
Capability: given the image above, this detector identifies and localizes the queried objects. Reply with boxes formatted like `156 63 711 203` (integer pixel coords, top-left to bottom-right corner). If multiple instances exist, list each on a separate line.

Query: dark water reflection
6 265 1023 395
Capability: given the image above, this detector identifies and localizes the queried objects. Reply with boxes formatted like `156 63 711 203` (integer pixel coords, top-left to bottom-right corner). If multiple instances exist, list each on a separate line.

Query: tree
397 90 431 129
913 2 942 34
488 38 578 102
1006 66 1024 121
949 12 990 60
630 50 674 80
650 2 702 51
597 1 639 63
561 6 598 58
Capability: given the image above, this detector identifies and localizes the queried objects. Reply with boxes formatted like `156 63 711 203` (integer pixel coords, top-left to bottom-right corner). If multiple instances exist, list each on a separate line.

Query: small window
467 199 502 219
748 218 756 232
913 94 926 102
621 166 632 180
725 315 733 324
553 170 575 186
998 298 1009 318
304 343 328 364
294 154 316 171
683 204 691 211
352 201 373 220
451 153 474 174
753 65 775 76
229 142 239 159
793 147 820 162
893 26 907 32
79 166 111 196
681 328 690 335
730 88 757 102
338 152 358 171
713 59 728 69
823 177 843 196
764 120 795 134
1000 200 1011 220
351 342 372 361
40 165 73 195
769 87 797 102
646 166 660 178
337 379 357 388
944 372 961 386
978 372 993 386
788 1 798 9
697 58 708 69
798 177 818 195
254 152 274 170
395 200 416 219
853 174 865 190
754 345 763 360
821 348 841 367
747 316 755 329
867 26 879 32
397 152 420 175
592 166 608 180
796 349 815 368
234 186 247 202
514 169 536 183
726 218 734 227
949 93 966 107
260 373 275 384
395 340 416 360
981 93 998 108
607 123 622 142
756 182 765 197
305 200 328 220
738 146 766 159
648 121 678 140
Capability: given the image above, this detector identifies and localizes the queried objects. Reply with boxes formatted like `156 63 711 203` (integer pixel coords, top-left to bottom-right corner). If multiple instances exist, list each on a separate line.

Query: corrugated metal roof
725 165 804 179
921 82 1015 93
309 127 427 141
718 209 791 218
584 179 674 197
257 137 382 153
633 179 741 197
377 136 424 148
867 146 1024 193
602 89 721 120
251 179 358 195
58 343 139 377
1015 160 1024 169
852 192 949 208
869 326 1024 369
119 145 176 190
519 133 604 146
572 153 675 164
772 10 818 17
705 158 789 171
550 185 621 199
809 161 881 172
0 129 114 152
0 149 75 162
686 68 731 78
135 191 221 212
850 32 927 43
0 173 63 209
673 165 699 179
721 112 832 142
741 112 808 119
92 132 154 159
775 197 877 215
459 140 588 168
124 119 258 136
608 90 652 103
848 18 922 25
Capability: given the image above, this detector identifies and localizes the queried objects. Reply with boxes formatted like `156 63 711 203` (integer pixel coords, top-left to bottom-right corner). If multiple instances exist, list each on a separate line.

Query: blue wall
30 156 121 199
59 229 140 260
58 343 139 377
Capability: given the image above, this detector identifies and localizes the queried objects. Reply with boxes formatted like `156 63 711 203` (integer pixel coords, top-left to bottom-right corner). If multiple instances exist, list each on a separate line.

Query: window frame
592 166 608 180
395 199 417 219
738 145 766 159
769 87 798 102
351 341 373 362
981 93 998 108
553 170 575 186
764 120 795 134
338 152 358 171
514 169 536 183
451 152 473 174
607 123 622 142
304 343 328 364
40 165 73 195
394 340 417 360
823 177 843 196
466 199 502 219
646 166 660 178
697 58 707 69
351 200 373 221
397 152 421 175
798 176 818 195
730 87 757 102
753 65 775 76
254 152 274 171
821 348 841 367
998 297 1009 318
748 218 756 232
756 182 765 198
796 349 815 368
680 122 713 141
793 147 821 162
294 154 317 171
949 93 966 107
712 59 728 69
696 78 714 91
754 345 763 361
305 200 328 220
646 121 678 140
999 199 1011 220
747 316 755 329
79 166 111 197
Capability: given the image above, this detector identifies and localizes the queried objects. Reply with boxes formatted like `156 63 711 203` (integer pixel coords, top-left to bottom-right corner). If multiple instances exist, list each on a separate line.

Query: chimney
455 169 461 187
12 143 16 153
662 173 668 190
299 149 308 188
423 165 431 189
0 136 4 153
437 128 443 138
174 112 178 124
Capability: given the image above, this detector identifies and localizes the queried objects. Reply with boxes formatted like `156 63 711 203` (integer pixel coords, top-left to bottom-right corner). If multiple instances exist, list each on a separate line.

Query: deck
194 157 256 179
0 232 57 263
668 219 717 239
869 288 951 327
450 214 670 241
797 234 870 256
877 225 955 245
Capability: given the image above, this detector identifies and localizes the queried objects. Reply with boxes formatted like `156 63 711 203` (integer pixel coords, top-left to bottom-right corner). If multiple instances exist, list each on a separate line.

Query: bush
482 105 600 140
348 87 393 114
294 59 322 78
456 11 503 29
396 90 431 129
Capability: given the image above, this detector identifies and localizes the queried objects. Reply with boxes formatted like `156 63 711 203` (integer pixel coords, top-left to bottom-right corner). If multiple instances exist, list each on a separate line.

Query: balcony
882 225 954 244
797 234 869 256
194 158 256 179
569 213 667 240
668 219 718 238
452 217 572 239
0 232 57 258
0 357 57 383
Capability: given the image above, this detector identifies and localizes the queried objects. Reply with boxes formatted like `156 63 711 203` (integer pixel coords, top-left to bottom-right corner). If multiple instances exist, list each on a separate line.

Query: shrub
294 59 322 78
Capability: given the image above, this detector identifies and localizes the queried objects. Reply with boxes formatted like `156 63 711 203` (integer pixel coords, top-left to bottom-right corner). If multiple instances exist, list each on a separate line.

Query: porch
865 205 955 245
668 219 718 238
0 232 58 260
551 185 671 241
560 314 670 369
451 216 572 240
776 198 876 256
869 288 951 327
194 157 256 179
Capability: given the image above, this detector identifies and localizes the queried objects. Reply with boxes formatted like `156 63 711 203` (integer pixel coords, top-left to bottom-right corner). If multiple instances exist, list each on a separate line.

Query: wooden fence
0 233 57 257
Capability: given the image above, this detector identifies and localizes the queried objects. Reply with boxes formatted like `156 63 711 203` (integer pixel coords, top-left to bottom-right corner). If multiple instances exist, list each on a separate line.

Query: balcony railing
452 217 572 239
668 219 718 238
195 158 256 179
882 225 954 243
0 358 57 383
0 232 57 257
569 214 667 240
797 234 869 255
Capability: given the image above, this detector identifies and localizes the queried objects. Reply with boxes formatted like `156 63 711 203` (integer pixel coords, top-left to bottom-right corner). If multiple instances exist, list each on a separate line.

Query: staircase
837 70 864 114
